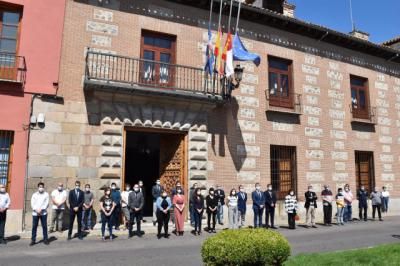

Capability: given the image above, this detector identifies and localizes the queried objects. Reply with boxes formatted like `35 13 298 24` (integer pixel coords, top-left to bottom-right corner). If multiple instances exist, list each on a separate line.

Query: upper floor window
268 56 293 108
350 75 369 119
0 130 14 190
140 31 176 87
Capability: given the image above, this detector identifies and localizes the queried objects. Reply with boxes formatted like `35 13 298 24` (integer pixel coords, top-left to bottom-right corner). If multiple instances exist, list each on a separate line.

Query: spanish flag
222 32 234 77
214 27 223 74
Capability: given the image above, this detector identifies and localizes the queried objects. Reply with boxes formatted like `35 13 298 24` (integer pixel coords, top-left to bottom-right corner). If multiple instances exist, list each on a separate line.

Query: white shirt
121 190 132 208
51 189 67 210
382 191 390 197
0 192 11 209
227 196 238 207
31 191 49 216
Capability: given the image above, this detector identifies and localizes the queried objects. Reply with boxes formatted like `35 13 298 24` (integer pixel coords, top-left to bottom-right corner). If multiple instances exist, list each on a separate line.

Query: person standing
336 188 345 226
49 182 67 233
265 184 277 229
100 187 116 241
151 179 163 226
172 186 185 236
189 183 198 226
206 188 218 233
252 183 265 228
215 185 225 225
0 184 10 245
357 186 368 221
121 183 132 230
321 185 333 226
30 182 49 246
156 191 172 239
304 185 318 228
110 183 121 230
227 189 239 229
237 185 247 228
68 181 84 240
82 184 94 231
138 180 146 223
192 188 204 235
381 186 390 214
128 184 144 237
285 190 298 230
343 184 353 223
370 187 383 221
170 181 183 229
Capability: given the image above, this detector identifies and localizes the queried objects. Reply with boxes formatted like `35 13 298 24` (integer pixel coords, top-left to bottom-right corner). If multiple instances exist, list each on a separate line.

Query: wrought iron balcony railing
85 51 225 99
0 53 26 84
265 90 302 114
350 104 377 124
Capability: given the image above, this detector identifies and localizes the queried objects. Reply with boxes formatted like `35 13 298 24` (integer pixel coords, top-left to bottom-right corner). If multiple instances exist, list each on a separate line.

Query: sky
290 0 399 44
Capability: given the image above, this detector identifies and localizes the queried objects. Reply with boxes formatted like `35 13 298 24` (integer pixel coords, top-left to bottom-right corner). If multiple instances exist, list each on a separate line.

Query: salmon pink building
0 0 66 233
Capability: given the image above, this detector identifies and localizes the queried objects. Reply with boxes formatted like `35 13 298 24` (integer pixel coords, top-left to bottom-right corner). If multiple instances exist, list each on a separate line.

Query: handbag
294 213 300 221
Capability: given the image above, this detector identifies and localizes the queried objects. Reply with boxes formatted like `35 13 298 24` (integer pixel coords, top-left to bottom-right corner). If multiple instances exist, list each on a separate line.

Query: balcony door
268 56 293 109
0 8 20 81
351 76 369 119
140 31 176 88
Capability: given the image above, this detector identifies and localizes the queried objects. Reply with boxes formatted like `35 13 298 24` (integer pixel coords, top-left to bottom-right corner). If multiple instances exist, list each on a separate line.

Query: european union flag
204 27 214 76
233 33 261 66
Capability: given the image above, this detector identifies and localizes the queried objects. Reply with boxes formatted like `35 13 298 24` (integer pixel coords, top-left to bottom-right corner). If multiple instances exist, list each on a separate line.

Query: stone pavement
0 216 398 266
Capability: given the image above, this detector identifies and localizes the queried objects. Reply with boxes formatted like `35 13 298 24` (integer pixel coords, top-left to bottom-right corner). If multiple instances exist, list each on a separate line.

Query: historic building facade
26 0 400 226
0 0 66 232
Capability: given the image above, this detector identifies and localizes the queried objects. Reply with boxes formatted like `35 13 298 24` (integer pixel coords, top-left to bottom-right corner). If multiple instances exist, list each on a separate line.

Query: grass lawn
285 243 400 266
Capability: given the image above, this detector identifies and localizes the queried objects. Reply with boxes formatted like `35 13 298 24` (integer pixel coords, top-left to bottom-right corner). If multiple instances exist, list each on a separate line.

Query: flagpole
227 0 233 33
235 0 242 34
217 0 223 30
208 0 214 27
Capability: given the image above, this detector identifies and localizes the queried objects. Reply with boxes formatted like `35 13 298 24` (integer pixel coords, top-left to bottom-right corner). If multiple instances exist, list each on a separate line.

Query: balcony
84 51 225 103
350 105 377 124
265 90 302 115
0 53 26 85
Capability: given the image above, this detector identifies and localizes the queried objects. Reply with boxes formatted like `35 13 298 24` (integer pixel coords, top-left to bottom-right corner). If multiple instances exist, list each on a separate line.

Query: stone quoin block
302 64 320 75
305 75 317 85
306 150 324 159
303 85 320 95
307 117 320 126
305 127 323 138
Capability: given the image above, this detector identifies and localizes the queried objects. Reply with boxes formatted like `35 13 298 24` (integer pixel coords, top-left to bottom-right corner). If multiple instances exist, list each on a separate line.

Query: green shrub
201 228 291 266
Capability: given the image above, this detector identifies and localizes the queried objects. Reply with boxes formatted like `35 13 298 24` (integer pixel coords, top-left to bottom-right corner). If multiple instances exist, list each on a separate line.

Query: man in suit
252 183 265 228
215 185 225 225
265 184 277 229
357 185 369 221
128 184 144 237
138 180 146 223
68 181 85 240
237 185 247 228
151 179 163 226
304 185 318 228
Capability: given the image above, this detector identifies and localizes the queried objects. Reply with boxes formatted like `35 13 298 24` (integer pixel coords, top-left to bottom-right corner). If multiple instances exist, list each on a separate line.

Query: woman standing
336 188 345 225
381 186 390 214
156 191 172 239
100 187 116 241
172 187 185 236
206 188 218 233
227 189 239 229
192 188 204 235
285 190 298 230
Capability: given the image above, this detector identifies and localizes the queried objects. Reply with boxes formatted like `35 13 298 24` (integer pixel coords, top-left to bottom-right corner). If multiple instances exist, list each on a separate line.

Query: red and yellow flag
222 32 234 77
214 28 223 74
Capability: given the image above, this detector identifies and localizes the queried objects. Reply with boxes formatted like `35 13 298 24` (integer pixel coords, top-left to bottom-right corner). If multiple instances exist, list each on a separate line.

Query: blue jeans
101 212 113 237
32 214 48 242
82 208 92 229
253 207 263 228
343 205 352 222
382 197 389 212
337 207 345 224
194 210 203 233
190 204 195 225
217 203 224 224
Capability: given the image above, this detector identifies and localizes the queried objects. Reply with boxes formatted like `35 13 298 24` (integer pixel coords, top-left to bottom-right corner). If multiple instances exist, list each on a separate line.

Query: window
0 6 21 80
140 31 176 87
268 56 293 108
0 131 13 190
350 75 369 119
355 151 375 193
270 145 297 200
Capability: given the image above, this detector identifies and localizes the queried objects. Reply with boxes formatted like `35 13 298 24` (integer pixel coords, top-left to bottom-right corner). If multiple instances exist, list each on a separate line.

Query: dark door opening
125 131 160 217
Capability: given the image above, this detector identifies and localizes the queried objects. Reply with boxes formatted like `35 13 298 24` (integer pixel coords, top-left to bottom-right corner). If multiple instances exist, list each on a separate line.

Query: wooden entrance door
355 151 375 192
159 134 185 195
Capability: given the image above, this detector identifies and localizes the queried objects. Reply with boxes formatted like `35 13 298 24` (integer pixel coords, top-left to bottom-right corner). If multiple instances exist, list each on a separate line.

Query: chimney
350 29 370 41
283 1 295 17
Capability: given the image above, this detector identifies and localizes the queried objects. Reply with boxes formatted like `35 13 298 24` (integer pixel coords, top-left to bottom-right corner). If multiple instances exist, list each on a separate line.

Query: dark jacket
265 190 277 208
304 191 318 208
111 189 121 206
357 189 369 208
68 189 84 210
252 190 265 209
193 195 204 210
189 188 195 204
128 191 144 210
151 184 163 201
215 189 225 205
237 191 247 212
206 195 218 213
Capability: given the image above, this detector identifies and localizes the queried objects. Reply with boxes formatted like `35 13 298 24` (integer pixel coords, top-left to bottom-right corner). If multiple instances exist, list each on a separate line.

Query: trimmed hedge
201 228 291 266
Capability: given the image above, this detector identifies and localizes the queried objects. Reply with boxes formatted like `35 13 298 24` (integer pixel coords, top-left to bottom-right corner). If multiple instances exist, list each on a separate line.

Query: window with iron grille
0 130 13 190
350 75 369 119
268 56 293 109
270 145 297 200
355 151 375 193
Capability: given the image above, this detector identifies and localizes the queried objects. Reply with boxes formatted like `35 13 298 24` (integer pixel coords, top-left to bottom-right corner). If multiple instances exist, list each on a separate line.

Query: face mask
134 188 139 192
308 189 313 192
162 194 167 198
111 186 116 190
85 188 90 192
156 182 160 185
256 186 261 190
177 189 182 194
0 188 5 193
38 188 44 193
232 192 236 196
75 186 80 190
210 191 214 195
361 188 364 191
240 189 244 192
106 192 110 196
290 192 294 196
139 183 143 187
197 192 201 196
126 187 131 191
58 186 63 191
268 187 272 191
